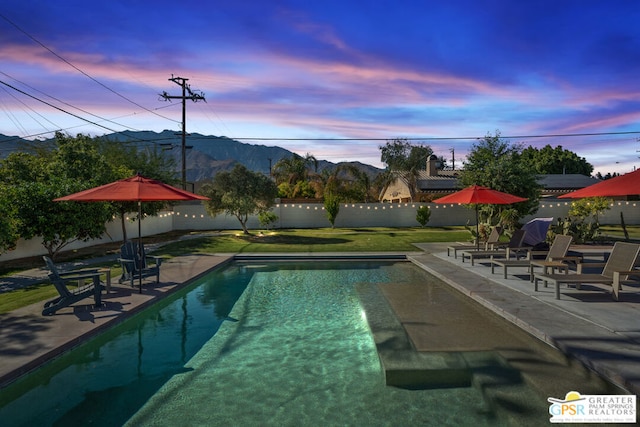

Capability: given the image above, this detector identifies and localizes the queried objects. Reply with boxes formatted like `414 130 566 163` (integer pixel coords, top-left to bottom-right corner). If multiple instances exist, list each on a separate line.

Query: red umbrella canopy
559 169 640 199
54 174 209 293
433 185 527 205
54 174 209 202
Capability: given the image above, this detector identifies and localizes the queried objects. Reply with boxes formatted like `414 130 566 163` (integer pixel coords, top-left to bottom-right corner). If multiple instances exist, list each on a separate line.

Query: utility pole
450 147 455 170
160 75 205 189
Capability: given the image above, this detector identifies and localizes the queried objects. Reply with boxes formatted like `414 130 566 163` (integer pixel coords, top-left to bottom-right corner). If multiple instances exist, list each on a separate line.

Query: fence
2 198 639 262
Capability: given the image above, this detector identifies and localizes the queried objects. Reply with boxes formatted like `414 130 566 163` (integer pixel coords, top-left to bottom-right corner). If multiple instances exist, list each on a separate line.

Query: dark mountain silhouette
0 130 383 183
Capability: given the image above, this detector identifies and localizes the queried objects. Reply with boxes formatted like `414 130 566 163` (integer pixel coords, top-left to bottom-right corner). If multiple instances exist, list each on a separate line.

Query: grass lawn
158 227 472 255
1 224 639 314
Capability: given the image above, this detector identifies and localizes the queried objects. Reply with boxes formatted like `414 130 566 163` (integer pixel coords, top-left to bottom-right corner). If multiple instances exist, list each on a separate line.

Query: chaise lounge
460 229 528 266
532 241 640 300
447 226 503 259
489 234 575 280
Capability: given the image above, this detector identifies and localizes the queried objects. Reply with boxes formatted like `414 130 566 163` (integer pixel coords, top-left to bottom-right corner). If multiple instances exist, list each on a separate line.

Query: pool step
379 349 520 390
379 349 472 389
357 283 524 390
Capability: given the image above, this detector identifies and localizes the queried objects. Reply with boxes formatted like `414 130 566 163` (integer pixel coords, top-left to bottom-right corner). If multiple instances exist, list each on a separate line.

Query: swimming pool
0 260 623 426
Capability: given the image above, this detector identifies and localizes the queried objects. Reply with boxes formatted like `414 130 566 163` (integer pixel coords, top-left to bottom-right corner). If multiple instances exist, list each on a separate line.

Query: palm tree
272 153 317 185
337 164 371 202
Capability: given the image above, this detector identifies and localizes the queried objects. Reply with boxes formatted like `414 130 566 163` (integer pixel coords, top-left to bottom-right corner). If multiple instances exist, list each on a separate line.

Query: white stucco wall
2 198 639 262
0 211 174 262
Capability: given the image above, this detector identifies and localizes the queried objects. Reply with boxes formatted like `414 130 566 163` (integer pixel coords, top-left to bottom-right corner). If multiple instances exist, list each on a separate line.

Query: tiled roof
416 173 600 193
417 176 458 190
536 174 601 189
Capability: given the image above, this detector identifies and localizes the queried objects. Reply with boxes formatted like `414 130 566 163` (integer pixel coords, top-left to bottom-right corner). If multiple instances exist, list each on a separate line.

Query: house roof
536 174 601 190
380 171 600 202
416 173 600 194
417 176 459 191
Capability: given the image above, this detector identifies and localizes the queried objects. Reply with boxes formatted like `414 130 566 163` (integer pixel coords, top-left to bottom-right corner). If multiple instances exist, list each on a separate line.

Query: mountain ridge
0 130 384 183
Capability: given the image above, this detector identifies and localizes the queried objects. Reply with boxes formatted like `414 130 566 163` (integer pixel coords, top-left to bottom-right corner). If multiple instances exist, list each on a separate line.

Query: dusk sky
1 1 639 174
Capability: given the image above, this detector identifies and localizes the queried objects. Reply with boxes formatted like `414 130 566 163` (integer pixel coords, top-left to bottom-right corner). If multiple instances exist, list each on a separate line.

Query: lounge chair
528 235 582 281
460 229 527 266
42 256 104 316
489 234 574 280
533 241 640 300
118 241 163 288
447 226 503 259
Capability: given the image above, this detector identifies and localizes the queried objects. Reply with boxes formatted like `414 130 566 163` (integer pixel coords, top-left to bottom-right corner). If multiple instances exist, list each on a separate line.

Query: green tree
272 153 317 185
595 171 620 180
520 144 593 175
379 138 432 171
324 191 340 228
0 184 20 252
379 139 433 201
339 164 372 202
200 164 278 234
0 133 113 259
271 153 319 198
416 205 431 227
258 211 278 230
459 131 541 224
556 197 611 243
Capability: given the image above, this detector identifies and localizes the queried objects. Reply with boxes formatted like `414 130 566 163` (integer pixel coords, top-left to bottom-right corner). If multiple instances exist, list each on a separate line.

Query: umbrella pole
475 205 480 250
138 201 143 293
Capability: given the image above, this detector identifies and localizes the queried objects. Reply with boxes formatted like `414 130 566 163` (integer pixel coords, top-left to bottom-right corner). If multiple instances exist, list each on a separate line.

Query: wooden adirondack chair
42 256 104 316
118 241 163 289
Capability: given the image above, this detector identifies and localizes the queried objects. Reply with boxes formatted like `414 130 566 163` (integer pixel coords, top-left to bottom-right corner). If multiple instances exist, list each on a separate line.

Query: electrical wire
0 12 178 124
0 71 146 133
229 131 640 141
0 79 120 134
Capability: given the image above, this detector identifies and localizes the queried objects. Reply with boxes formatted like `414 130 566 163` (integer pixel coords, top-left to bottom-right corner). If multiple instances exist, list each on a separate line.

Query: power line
0 84 60 132
0 12 178 124
231 130 640 141
0 79 120 134
0 71 146 134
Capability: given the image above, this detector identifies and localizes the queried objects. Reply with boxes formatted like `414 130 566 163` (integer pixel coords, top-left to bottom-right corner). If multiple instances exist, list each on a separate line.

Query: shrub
416 206 431 227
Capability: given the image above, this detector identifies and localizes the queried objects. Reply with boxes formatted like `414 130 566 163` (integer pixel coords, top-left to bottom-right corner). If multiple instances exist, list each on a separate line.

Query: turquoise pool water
0 260 619 426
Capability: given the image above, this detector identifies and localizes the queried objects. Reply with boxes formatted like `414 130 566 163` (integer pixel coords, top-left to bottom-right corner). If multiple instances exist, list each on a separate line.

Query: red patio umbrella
433 185 528 249
559 169 640 199
54 173 209 292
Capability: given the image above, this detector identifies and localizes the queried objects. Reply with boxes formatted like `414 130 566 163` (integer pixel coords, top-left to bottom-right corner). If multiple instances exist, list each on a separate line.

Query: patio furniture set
41 241 163 316
448 227 640 301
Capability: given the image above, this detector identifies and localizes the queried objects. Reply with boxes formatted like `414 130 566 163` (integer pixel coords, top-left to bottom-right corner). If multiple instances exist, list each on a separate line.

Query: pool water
0 261 623 426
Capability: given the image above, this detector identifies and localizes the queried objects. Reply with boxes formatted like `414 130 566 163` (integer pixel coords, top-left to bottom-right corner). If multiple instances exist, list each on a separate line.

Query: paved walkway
1 242 640 398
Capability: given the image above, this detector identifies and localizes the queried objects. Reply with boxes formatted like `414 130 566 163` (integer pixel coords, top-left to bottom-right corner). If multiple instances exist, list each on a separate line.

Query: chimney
426 154 438 176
